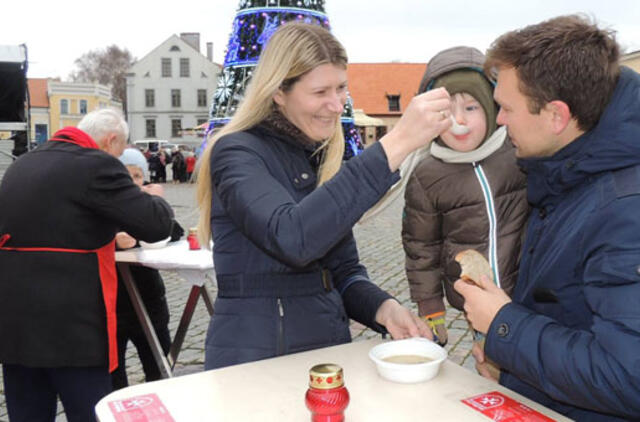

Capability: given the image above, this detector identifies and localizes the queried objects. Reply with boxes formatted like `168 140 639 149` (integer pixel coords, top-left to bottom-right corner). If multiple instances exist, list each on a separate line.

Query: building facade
48 81 122 135
346 63 427 144
125 33 221 147
621 50 640 73
27 78 50 143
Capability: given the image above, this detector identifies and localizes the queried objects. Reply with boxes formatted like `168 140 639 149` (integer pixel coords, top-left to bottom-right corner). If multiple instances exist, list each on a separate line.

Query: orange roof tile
347 63 427 116
28 78 49 108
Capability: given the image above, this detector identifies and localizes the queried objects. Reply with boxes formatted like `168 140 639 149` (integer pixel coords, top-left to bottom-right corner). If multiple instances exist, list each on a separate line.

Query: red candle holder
305 363 350 422
187 227 200 250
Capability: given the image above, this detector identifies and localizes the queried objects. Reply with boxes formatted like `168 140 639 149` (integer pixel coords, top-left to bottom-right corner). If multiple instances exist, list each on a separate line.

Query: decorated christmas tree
206 0 363 159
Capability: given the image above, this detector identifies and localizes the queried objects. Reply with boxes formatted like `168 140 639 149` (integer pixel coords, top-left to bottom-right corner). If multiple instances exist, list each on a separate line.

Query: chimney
180 32 200 52
206 42 213 62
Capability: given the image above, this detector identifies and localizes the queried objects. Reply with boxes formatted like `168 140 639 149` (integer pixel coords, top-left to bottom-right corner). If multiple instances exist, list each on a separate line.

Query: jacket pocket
205 297 277 351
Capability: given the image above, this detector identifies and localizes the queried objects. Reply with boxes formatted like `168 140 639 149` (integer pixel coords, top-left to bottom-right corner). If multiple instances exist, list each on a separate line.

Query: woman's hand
379 87 452 171
375 299 434 340
115 231 136 249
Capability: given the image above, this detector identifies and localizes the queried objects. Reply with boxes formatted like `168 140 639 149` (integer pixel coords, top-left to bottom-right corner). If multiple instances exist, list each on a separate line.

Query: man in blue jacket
455 15 640 421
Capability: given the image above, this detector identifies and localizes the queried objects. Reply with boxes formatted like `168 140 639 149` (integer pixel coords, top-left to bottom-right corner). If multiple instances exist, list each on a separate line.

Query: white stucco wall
126 34 221 147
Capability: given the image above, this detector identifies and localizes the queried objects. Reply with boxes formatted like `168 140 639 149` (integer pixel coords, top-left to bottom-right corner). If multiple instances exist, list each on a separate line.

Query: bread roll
454 249 493 285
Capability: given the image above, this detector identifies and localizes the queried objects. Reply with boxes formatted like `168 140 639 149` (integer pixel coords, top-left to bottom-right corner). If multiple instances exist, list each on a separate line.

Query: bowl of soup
369 338 447 383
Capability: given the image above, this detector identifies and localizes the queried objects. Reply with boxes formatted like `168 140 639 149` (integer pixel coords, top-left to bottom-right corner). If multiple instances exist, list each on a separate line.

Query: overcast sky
4 0 640 79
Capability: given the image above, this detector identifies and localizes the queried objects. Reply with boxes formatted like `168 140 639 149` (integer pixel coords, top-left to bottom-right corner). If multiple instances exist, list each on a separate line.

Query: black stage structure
0 44 30 158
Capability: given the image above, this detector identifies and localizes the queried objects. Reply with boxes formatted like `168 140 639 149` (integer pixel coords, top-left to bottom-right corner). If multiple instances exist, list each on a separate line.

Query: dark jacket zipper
277 298 284 356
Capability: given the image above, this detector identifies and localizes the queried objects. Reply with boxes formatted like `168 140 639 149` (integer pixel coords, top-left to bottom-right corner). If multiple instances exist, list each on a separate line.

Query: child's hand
433 321 448 346
472 339 500 382
422 311 448 346
418 300 448 345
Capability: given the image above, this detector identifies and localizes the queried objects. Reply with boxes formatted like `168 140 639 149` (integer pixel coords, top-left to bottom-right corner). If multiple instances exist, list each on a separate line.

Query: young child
402 46 528 347
112 148 183 389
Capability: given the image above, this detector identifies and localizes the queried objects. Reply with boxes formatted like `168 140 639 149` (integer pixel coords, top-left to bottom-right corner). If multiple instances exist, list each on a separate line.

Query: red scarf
49 127 99 149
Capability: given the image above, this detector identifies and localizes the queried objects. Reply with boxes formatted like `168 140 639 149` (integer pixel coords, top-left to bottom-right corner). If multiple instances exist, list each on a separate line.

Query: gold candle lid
309 363 344 389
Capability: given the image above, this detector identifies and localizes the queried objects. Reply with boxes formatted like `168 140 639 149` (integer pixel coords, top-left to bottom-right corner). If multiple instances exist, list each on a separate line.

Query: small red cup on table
305 363 350 422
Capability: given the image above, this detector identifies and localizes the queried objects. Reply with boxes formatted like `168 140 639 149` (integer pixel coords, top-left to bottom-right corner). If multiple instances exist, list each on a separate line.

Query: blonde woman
197 23 451 369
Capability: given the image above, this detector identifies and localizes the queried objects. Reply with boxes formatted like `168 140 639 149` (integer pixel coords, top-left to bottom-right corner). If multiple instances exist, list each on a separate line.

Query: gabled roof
128 34 221 75
347 63 427 116
28 78 49 108
622 49 640 60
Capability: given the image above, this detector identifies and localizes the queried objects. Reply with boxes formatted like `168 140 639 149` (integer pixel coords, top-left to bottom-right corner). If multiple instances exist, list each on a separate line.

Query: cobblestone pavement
0 183 474 422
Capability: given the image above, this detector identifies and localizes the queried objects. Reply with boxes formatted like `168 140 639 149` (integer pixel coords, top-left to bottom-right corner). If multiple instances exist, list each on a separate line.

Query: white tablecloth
95 339 573 421
116 240 213 270
116 240 215 286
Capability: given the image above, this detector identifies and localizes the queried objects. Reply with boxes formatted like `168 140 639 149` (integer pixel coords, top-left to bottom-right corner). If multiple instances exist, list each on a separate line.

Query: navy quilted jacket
486 67 640 421
204 124 399 369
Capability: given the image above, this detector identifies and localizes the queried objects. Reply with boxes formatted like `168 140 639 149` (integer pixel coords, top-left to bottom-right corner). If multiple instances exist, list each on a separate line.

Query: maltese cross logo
472 394 505 410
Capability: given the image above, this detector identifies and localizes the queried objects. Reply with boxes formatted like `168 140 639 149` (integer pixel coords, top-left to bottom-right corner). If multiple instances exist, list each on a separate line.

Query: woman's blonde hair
197 23 348 245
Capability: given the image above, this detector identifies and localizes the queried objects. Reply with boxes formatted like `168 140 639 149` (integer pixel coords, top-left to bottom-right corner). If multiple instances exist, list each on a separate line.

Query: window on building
145 119 156 138
35 124 48 143
171 89 181 107
60 99 68 114
197 89 207 107
197 118 208 126
161 58 171 77
376 125 388 141
79 100 88 114
180 58 190 77
170 45 181 52
145 89 155 107
171 119 182 137
386 94 400 112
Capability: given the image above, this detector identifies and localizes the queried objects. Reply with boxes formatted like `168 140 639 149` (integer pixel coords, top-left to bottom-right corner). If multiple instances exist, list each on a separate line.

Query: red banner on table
462 391 556 421
108 393 175 422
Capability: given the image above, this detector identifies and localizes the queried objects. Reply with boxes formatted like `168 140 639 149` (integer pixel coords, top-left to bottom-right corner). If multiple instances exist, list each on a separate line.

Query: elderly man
455 15 640 421
0 108 174 421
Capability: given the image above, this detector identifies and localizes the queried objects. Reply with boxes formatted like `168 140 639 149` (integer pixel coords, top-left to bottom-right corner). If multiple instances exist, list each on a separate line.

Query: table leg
200 285 215 316
168 286 201 368
167 281 215 369
117 262 173 379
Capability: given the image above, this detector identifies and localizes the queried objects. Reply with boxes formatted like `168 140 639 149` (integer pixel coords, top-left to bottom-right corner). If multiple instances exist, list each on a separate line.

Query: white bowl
139 236 171 249
369 338 447 383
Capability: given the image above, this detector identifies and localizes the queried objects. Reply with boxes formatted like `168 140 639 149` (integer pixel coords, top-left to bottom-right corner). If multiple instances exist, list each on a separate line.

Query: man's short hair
77 108 129 144
485 14 620 132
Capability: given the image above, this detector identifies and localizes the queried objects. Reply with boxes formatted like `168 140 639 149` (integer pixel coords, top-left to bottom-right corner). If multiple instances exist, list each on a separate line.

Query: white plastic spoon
450 115 470 135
